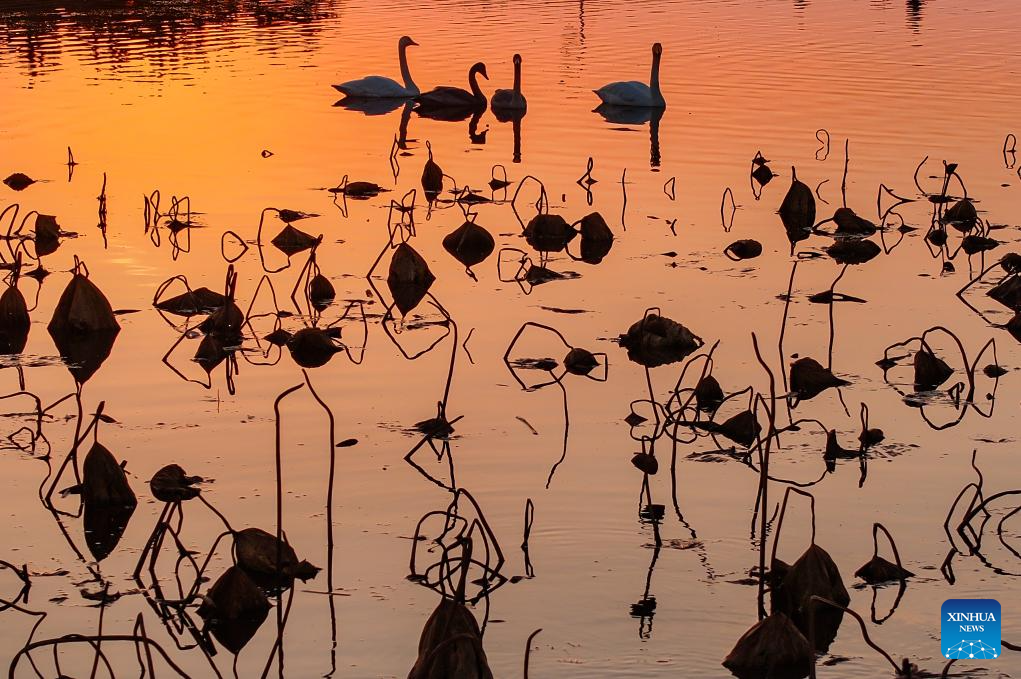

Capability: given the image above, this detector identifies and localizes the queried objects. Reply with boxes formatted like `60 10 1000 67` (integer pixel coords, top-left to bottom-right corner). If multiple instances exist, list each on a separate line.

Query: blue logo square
941 599 1000 660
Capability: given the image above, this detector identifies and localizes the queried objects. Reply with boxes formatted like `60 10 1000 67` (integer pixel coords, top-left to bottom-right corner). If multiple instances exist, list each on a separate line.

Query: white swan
491 54 527 113
333 36 419 99
593 43 665 108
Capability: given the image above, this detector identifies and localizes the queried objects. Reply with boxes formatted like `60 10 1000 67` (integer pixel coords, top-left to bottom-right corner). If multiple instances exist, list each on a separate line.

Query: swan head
652 42 663 57
399 36 418 49
471 62 489 80
513 53 522 65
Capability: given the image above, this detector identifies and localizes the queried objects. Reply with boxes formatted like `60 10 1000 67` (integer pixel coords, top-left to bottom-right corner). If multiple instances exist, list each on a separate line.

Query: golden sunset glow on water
1 1 1020 677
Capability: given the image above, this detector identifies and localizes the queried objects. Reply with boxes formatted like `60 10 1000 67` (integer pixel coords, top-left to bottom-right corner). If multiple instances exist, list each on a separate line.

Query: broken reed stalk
44 396 107 513
778 260 798 425
131 614 157 678
274 384 305 579
750 332 778 619
721 187 735 231
258 584 296 679
510 175 548 228
620 168 628 231
807 596 902 678
841 139 850 208
522 498 535 577
770 487 818 567
301 368 339 672
816 128 830 161
873 523 906 571
826 264 849 371
11 635 193 678
523 628 543 679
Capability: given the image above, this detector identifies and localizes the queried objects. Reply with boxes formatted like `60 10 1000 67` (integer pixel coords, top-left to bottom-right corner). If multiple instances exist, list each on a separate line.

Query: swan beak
409 39 419 47
480 66 489 80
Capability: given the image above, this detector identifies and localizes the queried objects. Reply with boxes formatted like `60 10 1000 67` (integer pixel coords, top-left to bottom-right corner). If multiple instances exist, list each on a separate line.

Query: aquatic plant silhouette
504 321 608 486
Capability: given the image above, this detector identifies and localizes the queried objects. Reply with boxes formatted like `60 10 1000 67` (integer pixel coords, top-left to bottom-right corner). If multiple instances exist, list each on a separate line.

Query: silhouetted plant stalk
807 596 907 678
815 128 830 161
521 499 535 578
751 332 778 620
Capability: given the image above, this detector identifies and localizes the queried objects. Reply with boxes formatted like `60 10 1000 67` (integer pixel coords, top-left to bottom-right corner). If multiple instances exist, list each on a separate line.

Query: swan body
594 43 665 108
333 36 419 99
416 62 488 114
491 54 527 114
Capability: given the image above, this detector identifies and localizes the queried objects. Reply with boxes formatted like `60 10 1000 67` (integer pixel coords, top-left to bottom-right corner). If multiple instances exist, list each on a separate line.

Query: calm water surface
1 0 1020 676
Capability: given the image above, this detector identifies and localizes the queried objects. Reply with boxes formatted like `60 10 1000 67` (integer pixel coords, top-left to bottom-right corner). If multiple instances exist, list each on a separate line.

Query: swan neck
650 50 662 98
513 61 521 94
469 67 485 102
399 42 417 92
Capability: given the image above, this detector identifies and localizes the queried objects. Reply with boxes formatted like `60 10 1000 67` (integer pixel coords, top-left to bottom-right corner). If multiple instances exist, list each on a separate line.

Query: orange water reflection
1 0 1021 676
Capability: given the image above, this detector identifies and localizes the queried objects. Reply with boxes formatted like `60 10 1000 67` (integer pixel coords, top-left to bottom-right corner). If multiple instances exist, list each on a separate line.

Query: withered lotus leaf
197 566 270 654
859 427 885 448
422 156 444 196
195 334 229 373
3 172 35 191
48 272 120 334
287 327 341 368
961 235 999 256
84 502 135 562
341 181 384 198
771 544 849 649
156 287 226 316
999 252 1021 274
722 612 812 679
832 207 877 237
443 221 496 268
714 410 761 448
790 357 849 400
408 599 494 679
199 566 270 621
987 275 1021 311
309 274 336 307
631 452 659 475
823 430 858 461
913 347 954 390
271 224 318 256
49 327 119 384
825 239 880 265
1007 313 1021 343
926 229 948 247
34 214 61 257
943 198 977 231
276 208 314 224
578 212 614 263
619 313 702 368
0 285 30 354
579 212 613 242
751 163 774 187
779 170 816 238
82 441 137 508
198 301 244 341
150 464 202 502
264 328 293 346
854 556 913 584
524 213 576 253
725 239 763 260
524 266 565 285
564 347 599 376
234 527 320 582
694 375 725 411
387 242 435 316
